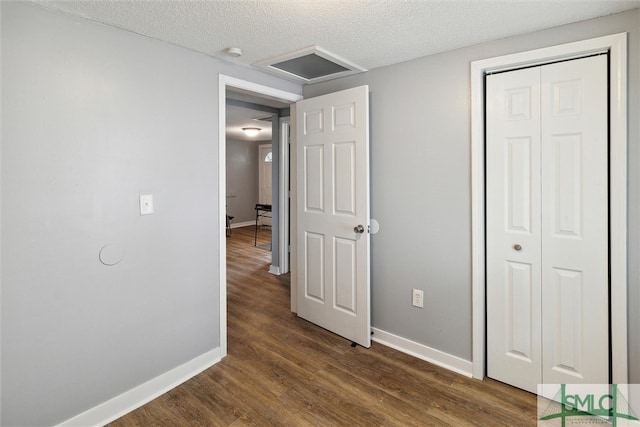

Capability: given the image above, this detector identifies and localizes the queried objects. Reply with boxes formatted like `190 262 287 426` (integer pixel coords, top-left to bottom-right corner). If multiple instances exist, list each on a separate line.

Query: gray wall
2 2 637 425
305 9 640 381
226 138 268 224
0 2 300 425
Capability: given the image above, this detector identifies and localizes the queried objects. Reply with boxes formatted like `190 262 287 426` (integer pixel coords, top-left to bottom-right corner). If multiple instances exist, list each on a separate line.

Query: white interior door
487 55 608 393
258 144 272 226
295 85 371 348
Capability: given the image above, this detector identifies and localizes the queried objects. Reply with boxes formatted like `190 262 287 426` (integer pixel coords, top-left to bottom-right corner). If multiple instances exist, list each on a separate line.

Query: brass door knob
513 244 522 251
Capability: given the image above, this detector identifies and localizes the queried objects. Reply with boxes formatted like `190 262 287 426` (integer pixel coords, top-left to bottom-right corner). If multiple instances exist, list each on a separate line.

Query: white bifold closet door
486 55 608 393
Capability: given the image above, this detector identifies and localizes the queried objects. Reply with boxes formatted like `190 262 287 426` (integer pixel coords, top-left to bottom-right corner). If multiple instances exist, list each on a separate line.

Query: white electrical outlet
412 288 424 308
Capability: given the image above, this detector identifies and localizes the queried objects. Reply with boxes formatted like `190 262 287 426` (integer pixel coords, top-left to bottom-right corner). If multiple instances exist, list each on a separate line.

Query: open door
295 85 371 348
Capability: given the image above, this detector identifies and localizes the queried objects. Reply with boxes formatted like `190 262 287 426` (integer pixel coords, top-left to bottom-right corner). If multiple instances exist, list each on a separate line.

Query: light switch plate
140 194 154 215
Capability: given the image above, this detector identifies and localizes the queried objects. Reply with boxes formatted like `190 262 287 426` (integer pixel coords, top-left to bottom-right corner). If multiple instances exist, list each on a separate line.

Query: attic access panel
254 46 366 84
271 54 349 80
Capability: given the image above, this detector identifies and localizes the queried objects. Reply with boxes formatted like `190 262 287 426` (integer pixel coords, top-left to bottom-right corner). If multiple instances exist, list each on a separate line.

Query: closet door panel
486 67 542 393
541 55 609 386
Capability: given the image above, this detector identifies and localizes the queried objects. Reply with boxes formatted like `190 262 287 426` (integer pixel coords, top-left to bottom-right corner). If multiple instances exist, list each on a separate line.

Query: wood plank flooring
109 226 537 426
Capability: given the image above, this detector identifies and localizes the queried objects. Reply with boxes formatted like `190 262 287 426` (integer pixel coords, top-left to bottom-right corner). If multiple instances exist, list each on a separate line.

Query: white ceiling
32 0 639 137
33 0 638 74
226 103 275 142
226 89 290 142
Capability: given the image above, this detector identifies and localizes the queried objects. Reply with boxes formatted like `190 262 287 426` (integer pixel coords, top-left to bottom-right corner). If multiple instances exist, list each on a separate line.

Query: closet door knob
513 244 522 251
354 224 365 234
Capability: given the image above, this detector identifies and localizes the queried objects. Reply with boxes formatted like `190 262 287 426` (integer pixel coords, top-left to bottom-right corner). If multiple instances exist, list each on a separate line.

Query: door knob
513 244 522 251
354 224 365 234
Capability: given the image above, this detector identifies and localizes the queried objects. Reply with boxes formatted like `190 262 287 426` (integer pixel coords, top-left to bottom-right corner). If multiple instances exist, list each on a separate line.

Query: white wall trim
218 75 302 358
269 265 281 275
372 328 473 378
290 105 298 313
470 33 628 382
218 76 229 358
278 117 291 275
56 348 222 427
230 220 255 229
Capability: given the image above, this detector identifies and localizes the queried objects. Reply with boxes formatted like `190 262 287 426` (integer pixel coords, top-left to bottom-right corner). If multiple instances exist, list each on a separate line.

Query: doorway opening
218 75 302 356
225 100 276 254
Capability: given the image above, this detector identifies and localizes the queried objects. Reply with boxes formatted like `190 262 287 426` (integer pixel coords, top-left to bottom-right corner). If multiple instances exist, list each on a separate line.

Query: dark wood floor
109 225 537 426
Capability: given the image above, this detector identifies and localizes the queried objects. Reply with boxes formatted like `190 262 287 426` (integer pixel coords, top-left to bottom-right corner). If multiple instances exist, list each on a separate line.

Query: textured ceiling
34 0 639 76
30 0 640 137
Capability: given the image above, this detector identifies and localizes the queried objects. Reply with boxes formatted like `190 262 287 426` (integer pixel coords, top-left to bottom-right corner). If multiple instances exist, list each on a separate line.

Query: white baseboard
57 348 222 427
230 221 254 229
269 265 281 275
371 328 473 378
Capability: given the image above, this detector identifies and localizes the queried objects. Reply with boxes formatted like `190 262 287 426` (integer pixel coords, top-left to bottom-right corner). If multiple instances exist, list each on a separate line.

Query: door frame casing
278 117 291 275
470 33 628 383
290 106 298 313
218 75 302 357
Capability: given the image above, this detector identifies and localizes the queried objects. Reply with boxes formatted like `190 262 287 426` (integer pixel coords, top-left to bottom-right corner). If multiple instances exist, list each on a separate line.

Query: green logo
539 384 638 426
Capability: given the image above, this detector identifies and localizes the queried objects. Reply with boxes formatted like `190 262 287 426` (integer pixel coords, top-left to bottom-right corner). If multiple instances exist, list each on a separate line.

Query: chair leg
254 211 259 246
226 215 233 237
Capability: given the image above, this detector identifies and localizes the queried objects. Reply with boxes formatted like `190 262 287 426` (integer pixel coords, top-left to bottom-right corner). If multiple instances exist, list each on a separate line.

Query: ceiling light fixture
242 127 261 137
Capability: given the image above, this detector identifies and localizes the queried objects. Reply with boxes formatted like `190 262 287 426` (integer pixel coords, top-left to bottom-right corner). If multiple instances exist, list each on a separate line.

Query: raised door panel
333 142 356 216
304 232 325 302
304 109 324 134
505 261 534 362
547 268 584 378
334 237 356 314
304 145 324 212
550 135 582 238
506 137 533 233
